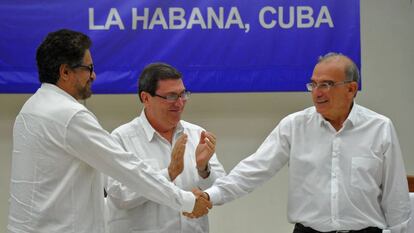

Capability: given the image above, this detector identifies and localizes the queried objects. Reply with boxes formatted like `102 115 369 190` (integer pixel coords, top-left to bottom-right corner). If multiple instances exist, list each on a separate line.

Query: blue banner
0 0 360 93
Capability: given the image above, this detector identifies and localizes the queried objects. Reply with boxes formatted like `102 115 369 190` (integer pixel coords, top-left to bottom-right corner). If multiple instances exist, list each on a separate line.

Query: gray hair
318 52 360 83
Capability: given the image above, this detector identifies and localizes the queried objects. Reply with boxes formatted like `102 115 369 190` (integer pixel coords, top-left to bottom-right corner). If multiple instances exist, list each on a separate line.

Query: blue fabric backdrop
0 0 360 93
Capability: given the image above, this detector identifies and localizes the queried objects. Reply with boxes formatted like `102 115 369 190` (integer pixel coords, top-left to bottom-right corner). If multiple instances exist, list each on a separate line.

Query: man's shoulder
19 85 87 124
282 106 317 123
112 117 140 136
354 104 392 124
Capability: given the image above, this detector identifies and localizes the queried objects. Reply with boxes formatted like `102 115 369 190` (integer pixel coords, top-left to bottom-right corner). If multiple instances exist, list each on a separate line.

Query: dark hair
318 52 360 83
138 63 182 102
36 29 92 84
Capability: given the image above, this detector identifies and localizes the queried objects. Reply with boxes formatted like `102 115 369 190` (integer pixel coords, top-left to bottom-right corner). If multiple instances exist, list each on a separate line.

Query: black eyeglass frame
71 63 94 77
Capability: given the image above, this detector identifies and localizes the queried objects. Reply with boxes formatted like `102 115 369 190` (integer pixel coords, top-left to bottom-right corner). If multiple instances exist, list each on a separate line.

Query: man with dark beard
7 29 211 233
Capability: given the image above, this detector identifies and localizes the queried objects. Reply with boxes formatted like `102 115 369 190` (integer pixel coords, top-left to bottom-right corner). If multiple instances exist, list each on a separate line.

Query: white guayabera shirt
106 111 226 233
8 83 195 233
207 104 411 233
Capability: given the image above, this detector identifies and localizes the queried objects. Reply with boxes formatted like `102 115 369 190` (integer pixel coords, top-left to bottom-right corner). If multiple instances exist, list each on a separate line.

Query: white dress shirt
408 193 414 233
106 111 226 233
206 104 411 232
8 84 195 233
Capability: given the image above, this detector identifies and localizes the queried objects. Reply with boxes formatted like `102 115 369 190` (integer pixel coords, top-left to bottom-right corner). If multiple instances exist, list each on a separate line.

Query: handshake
183 188 211 218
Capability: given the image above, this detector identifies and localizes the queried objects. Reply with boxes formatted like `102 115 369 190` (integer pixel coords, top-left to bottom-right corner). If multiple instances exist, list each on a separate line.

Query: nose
90 71 96 81
174 97 186 107
312 87 324 98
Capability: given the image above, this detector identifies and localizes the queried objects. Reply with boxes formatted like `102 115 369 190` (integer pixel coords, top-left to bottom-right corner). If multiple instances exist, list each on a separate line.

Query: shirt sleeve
205 120 291 205
105 131 172 210
106 168 172 210
106 176 149 209
64 110 195 212
380 120 411 233
196 153 227 190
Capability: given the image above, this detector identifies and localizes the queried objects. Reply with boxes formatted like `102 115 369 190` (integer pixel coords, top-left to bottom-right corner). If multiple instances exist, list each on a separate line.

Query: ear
348 82 358 97
140 91 151 104
59 64 71 81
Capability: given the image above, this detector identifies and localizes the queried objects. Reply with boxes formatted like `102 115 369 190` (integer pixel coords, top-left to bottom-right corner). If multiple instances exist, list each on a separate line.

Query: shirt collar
139 109 184 142
40 83 79 104
345 102 359 127
316 102 358 128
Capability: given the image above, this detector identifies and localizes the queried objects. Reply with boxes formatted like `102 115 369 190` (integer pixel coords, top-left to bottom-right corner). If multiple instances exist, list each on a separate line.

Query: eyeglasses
153 90 191 102
306 80 352 92
71 64 94 77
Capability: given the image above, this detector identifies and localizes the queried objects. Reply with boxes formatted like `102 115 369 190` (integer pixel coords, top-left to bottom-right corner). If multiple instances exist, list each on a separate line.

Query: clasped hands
183 188 211 218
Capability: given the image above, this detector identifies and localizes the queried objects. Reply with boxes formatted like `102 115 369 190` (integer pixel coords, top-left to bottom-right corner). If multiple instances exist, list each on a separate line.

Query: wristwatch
197 163 211 178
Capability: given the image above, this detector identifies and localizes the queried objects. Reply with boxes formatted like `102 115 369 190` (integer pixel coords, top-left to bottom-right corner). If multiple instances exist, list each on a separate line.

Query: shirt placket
171 131 185 232
331 135 340 227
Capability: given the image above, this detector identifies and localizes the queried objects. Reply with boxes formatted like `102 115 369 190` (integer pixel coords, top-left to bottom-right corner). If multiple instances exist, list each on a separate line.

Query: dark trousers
293 223 382 233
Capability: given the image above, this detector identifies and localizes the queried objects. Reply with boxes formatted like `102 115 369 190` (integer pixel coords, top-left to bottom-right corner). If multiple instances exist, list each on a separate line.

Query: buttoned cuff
197 166 216 190
180 190 196 212
204 186 222 205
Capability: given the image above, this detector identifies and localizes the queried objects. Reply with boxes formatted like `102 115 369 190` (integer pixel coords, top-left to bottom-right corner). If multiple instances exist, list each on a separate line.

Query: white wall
0 0 413 232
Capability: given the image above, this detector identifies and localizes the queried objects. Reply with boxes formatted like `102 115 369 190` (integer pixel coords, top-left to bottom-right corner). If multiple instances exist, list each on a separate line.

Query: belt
294 223 382 233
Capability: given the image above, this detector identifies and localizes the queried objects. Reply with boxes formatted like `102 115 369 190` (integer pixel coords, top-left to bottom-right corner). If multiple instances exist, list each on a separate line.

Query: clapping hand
168 134 187 181
195 131 216 177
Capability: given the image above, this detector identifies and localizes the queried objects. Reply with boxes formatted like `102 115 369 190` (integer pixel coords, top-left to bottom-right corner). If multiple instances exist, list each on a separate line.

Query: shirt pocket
351 157 382 192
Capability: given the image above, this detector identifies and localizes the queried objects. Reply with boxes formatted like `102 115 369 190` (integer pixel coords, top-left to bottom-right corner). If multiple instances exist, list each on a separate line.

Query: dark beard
80 87 92 100
77 80 93 100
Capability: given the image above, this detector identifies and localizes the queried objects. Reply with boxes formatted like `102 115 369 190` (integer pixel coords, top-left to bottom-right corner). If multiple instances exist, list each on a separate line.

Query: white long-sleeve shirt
7 83 195 233
106 111 226 233
206 104 411 232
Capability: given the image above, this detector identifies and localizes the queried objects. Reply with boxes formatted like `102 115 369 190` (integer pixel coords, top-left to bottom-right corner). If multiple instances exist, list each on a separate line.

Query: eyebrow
163 90 186 95
311 79 334 83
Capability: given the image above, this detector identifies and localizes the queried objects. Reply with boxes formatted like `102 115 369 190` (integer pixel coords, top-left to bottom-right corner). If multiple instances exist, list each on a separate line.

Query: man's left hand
195 131 216 176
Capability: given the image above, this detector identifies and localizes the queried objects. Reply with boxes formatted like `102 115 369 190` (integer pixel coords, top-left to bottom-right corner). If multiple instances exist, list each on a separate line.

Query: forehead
311 59 346 82
83 49 93 64
156 78 185 93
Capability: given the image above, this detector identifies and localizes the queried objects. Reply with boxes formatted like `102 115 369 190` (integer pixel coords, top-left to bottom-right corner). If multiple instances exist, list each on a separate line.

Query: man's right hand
168 134 187 181
182 188 212 218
